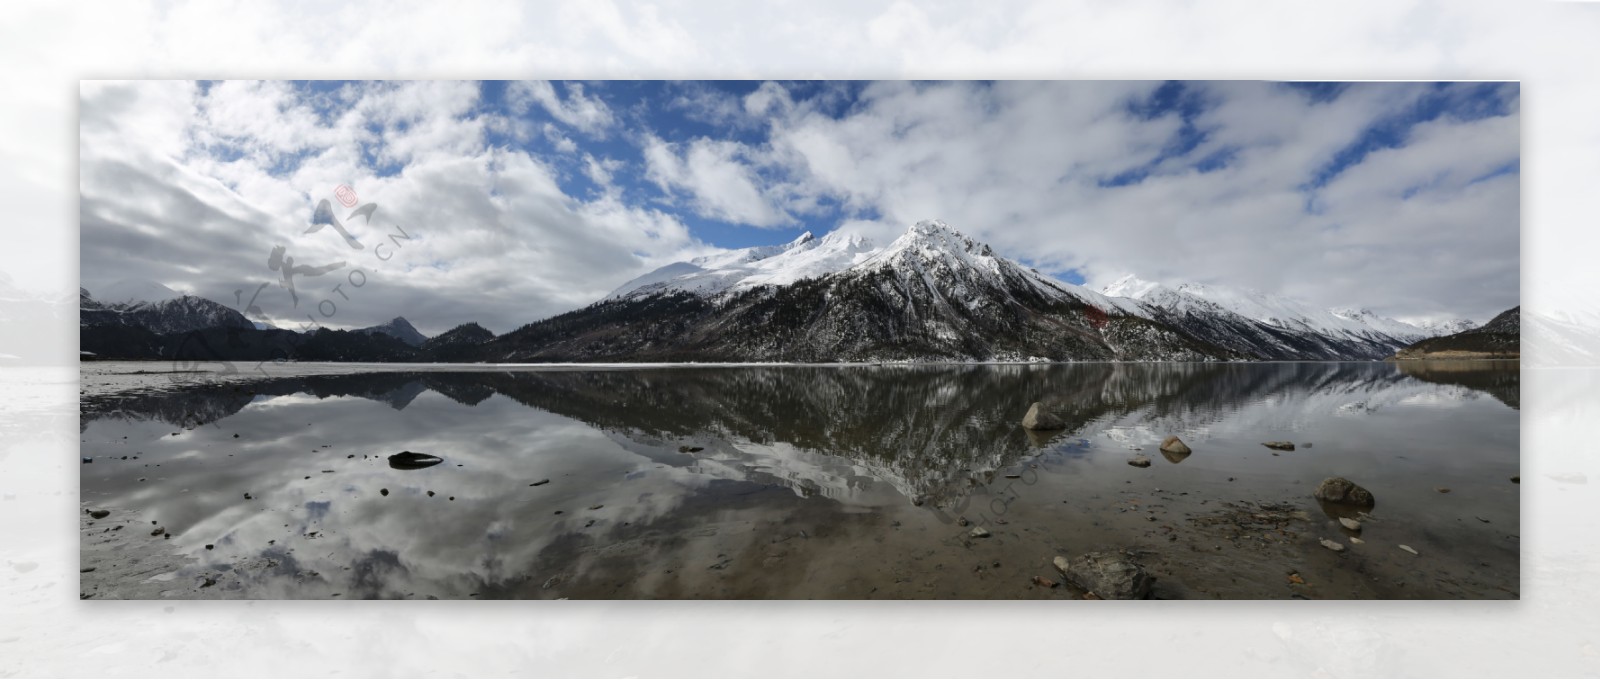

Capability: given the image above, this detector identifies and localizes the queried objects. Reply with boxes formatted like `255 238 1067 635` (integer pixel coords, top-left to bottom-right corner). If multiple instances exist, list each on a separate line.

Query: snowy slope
846 220 1146 317
1103 275 1426 343
1411 318 1479 337
607 230 877 300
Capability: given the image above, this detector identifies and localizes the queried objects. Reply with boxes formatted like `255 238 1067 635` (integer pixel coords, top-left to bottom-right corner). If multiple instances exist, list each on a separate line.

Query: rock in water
1320 538 1346 553
1052 552 1153 600
1128 455 1151 468
1314 477 1376 507
388 451 444 470
1399 544 1419 555
1262 441 1296 451
1338 517 1361 531
969 527 991 538
1021 402 1065 431
1159 436 1191 455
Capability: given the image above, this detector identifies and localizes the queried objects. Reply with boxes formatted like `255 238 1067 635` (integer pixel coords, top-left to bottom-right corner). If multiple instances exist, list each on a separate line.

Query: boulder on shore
1159 436 1191 455
1053 552 1153 600
1021 402 1065 431
1314 477 1376 507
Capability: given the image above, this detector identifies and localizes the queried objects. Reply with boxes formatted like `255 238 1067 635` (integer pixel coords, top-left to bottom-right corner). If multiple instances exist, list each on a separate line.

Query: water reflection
78 361 1518 599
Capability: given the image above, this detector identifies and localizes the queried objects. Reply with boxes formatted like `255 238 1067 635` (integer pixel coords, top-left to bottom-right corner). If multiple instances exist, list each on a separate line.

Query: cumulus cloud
80 80 700 335
742 80 1519 322
507 80 615 136
641 135 793 228
78 79 1519 333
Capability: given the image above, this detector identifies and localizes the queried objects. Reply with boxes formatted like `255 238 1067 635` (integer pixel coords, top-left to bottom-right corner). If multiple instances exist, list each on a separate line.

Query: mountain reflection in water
79 361 1518 599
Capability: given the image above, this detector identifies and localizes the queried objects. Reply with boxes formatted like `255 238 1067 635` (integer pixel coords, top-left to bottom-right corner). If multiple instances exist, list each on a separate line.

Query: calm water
78 361 1519 599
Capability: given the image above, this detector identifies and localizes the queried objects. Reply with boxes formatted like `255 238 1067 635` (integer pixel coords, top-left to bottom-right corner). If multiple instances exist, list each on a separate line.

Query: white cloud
507 80 615 136
734 80 1518 321
78 80 706 335
642 135 793 228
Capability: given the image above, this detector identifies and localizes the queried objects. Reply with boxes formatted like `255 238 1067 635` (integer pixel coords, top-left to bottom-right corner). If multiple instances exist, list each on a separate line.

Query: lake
78 360 1519 599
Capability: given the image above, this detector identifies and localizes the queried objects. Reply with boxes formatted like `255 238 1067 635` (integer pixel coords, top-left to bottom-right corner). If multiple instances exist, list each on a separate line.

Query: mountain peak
788 231 815 247
1102 274 1163 299
908 219 956 234
887 219 985 254
356 316 428 347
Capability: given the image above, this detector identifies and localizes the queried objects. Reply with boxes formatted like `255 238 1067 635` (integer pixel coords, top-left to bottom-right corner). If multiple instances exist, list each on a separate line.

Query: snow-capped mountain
80 287 253 336
487 220 1225 363
608 229 878 300
1393 306 1518 360
1100 275 1430 359
1411 318 1479 337
355 317 428 347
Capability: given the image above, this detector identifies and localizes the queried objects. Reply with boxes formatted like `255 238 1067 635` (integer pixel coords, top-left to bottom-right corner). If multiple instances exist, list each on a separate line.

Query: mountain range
76 220 1508 364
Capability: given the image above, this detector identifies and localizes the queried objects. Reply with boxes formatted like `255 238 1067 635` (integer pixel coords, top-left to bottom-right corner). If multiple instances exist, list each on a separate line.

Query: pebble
1319 538 1345 553
957 517 969 527
380 488 389 496
531 479 550 486
1435 487 1451 494
1399 544 1419 555
1511 476 1520 484
1032 576 1058 588
1127 455 1151 468
427 491 435 497
88 510 110 520
1348 537 1364 545
589 504 604 510
1338 517 1361 531
969 527 991 538
204 544 214 550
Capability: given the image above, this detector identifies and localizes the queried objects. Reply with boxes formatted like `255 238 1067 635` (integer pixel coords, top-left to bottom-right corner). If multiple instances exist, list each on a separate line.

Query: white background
2 1 1596 676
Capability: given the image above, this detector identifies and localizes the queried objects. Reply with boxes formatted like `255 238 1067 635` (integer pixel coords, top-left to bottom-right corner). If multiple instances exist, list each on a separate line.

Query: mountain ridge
78 219 1510 364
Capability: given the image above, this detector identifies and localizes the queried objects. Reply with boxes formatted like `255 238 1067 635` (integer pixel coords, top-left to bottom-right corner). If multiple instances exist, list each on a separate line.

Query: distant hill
1390 306 1519 360
355 317 428 347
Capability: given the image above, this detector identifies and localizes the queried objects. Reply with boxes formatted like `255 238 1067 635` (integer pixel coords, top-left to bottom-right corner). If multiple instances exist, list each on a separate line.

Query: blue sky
78 80 1520 334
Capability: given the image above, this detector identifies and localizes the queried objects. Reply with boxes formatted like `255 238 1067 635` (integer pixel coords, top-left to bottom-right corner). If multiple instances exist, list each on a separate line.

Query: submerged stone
1021 402 1065 431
